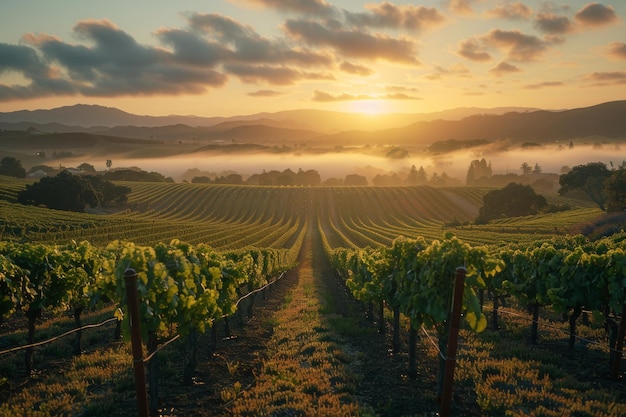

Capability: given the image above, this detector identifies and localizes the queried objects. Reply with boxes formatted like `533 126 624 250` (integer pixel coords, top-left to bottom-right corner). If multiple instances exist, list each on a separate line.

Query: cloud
386 85 419 93
523 81 564 89
460 28 553 64
247 89 283 97
311 89 420 102
186 12 332 67
0 42 50 80
485 3 533 20
534 12 574 34
424 63 471 80
605 42 626 60
458 39 491 62
156 28 231 66
344 3 446 31
532 4 618 35
0 3 443 102
1 19 229 100
226 63 333 85
312 90 371 102
339 61 373 76
235 0 336 17
283 19 420 64
0 12 354 100
584 71 626 85
447 0 479 16
489 61 522 77
0 42 79 100
385 92 421 100
482 29 550 62
574 3 618 28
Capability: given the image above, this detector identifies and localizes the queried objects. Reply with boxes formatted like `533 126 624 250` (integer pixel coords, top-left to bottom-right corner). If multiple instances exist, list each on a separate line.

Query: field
1 175 625 416
0 176 598 248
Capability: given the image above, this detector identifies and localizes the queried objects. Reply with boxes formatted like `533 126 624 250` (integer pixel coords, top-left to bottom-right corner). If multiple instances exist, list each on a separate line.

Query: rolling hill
1 101 624 152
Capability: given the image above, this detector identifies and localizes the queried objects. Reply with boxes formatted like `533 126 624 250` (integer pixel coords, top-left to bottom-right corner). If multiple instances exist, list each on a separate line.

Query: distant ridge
0 104 230 128
0 101 624 145
0 103 538 131
320 100 626 146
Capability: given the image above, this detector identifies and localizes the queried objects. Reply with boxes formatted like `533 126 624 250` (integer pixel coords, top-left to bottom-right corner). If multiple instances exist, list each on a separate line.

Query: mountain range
0 104 539 131
1 101 625 148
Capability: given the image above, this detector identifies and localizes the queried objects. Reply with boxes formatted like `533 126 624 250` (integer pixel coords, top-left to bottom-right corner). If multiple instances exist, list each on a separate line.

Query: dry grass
227 230 375 416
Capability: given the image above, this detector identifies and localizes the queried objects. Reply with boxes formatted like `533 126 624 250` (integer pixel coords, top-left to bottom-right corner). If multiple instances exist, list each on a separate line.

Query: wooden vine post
124 268 150 417
439 266 466 417
611 302 626 379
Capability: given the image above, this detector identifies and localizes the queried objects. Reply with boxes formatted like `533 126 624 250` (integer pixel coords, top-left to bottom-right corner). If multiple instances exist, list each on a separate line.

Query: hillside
322 100 626 146
0 177 598 248
1 101 624 147
0 104 537 131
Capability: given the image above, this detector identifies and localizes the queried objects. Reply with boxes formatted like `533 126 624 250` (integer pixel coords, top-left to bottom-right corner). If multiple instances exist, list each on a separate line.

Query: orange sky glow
0 1 625 117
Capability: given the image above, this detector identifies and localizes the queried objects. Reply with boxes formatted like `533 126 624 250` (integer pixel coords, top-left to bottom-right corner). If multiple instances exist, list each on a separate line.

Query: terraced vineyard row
1 182 310 250
311 186 599 249
1 179 599 251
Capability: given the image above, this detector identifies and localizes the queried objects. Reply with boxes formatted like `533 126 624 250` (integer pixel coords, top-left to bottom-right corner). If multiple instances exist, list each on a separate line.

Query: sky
0 1 625 117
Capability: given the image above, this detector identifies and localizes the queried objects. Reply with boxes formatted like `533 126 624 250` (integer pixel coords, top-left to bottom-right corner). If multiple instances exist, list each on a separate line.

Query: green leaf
465 311 487 332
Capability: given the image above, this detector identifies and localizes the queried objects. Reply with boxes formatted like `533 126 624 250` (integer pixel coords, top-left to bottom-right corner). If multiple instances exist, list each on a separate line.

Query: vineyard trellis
0 237 302 415
325 231 626 408
1 180 624 415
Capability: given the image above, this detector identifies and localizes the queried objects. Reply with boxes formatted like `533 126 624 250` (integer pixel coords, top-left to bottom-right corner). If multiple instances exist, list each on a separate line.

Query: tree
558 162 612 211
18 170 98 212
476 183 548 223
78 162 96 173
466 159 492 185
191 176 212 183
520 162 532 175
405 165 418 185
0 157 26 178
606 167 626 212
533 163 542 174
295 168 321 186
106 159 112 170
372 174 401 186
406 165 428 185
83 175 131 206
345 174 368 186
17 170 130 212
417 166 427 184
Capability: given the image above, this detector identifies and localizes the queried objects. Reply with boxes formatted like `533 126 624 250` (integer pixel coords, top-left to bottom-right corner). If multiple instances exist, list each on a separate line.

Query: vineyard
0 176 598 248
0 175 625 416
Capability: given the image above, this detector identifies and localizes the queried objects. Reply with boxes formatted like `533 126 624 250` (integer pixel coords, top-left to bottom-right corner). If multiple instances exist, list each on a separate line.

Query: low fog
64 142 623 184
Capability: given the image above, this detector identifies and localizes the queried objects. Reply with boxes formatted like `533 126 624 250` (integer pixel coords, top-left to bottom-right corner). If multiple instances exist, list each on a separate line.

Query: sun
349 99 388 115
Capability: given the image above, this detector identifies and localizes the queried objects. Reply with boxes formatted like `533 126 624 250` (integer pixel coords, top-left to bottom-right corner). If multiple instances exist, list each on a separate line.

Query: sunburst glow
349 100 388 115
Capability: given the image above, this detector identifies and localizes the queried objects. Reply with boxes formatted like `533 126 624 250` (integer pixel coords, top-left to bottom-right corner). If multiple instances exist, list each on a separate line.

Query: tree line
190 164 458 187
3 155 625 217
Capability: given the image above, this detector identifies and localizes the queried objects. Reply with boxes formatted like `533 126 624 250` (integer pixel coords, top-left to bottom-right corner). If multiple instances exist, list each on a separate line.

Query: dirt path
223 217 367 416
214 215 443 416
159 214 447 416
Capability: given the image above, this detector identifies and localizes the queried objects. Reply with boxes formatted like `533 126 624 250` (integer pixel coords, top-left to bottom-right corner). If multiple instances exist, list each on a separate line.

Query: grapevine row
0 238 300 379
325 230 626 379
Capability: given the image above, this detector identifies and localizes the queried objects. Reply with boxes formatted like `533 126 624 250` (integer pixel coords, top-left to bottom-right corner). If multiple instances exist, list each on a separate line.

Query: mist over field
74 142 623 183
